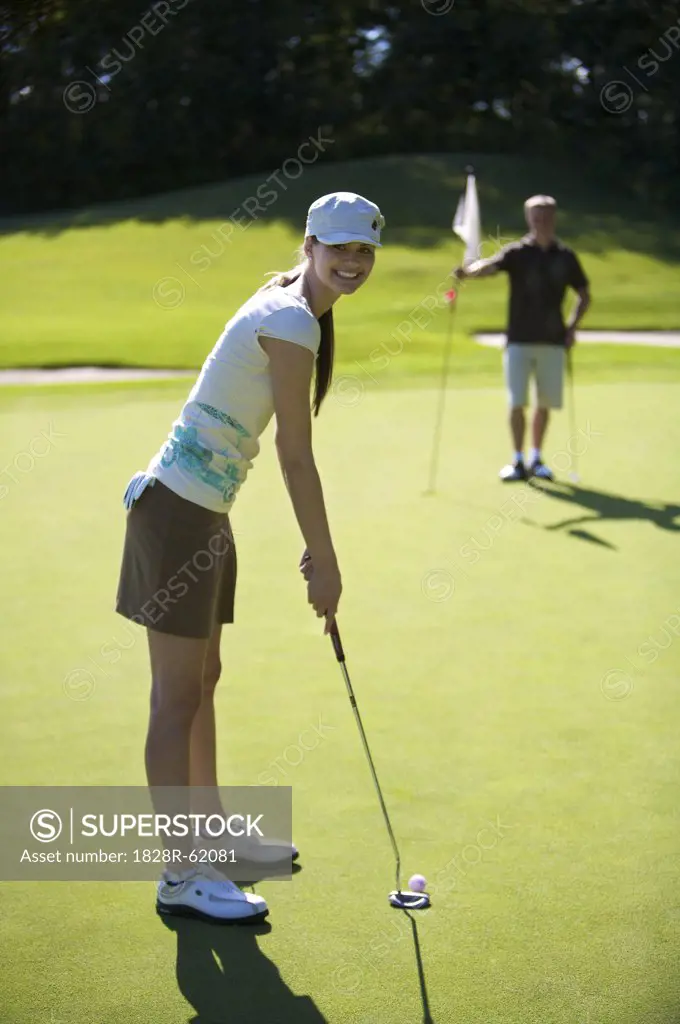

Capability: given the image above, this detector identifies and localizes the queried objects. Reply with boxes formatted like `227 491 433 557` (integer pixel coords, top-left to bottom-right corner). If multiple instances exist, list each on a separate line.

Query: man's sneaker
499 458 527 482
156 865 268 924
529 459 554 481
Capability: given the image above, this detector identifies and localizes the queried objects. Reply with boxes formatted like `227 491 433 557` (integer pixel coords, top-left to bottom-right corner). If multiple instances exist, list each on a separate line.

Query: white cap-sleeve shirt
146 285 320 513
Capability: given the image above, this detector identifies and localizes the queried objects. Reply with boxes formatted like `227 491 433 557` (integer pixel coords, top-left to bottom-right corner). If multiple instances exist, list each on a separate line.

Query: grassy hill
1 153 679 382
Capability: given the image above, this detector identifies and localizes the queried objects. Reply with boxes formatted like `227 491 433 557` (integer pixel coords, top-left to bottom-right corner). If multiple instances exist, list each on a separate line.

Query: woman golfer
116 192 384 924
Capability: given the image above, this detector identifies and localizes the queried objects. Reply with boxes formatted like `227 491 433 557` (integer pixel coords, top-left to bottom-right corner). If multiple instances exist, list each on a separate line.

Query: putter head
389 889 431 910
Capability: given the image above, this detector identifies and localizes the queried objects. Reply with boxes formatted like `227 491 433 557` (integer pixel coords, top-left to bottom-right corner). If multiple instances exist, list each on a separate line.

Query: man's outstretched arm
453 258 501 281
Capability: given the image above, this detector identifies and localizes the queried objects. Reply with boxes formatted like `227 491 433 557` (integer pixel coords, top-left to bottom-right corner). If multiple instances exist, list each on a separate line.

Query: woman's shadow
160 914 328 1024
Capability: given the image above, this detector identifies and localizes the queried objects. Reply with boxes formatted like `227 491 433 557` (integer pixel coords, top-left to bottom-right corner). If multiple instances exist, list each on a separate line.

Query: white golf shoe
196 829 298 867
529 458 554 481
156 865 268 924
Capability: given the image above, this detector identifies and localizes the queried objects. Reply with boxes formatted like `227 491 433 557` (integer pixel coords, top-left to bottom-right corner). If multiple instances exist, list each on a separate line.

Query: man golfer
455 195 591 481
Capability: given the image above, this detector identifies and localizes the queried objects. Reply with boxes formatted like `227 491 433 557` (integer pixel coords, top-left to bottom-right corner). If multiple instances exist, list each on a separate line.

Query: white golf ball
408 873 427 892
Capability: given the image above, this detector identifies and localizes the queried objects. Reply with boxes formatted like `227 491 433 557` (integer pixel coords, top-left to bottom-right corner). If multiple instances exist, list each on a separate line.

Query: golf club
328 619 431 911
567 348 580 483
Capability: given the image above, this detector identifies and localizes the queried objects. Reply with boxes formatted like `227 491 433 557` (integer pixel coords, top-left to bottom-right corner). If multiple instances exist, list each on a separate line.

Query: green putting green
2 375 679 1023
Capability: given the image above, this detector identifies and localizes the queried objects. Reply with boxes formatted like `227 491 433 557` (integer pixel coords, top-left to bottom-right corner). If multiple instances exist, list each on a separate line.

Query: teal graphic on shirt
197 402 250 442
159 423 245 504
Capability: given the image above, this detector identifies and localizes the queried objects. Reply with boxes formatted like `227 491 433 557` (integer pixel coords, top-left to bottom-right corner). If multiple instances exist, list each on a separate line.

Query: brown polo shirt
488 235 589 346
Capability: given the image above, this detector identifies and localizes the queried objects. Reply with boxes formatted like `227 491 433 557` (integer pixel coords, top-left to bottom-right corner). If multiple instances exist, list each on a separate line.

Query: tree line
1 0 678 215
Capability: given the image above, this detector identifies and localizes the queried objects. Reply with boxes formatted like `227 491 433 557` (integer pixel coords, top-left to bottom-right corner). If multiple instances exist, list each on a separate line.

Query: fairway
2 377 679 1023
2 154 680 377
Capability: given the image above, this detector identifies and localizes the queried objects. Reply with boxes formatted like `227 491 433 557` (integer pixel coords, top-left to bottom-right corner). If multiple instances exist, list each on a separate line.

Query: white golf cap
305 192 385 247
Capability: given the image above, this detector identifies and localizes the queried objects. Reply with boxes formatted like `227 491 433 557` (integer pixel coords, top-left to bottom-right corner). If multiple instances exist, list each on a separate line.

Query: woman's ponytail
312 308 334 416
258 240 335 417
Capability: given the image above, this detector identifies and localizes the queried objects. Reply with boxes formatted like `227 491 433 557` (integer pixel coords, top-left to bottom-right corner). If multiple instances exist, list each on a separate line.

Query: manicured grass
1 379 679 1023
1 153 679 373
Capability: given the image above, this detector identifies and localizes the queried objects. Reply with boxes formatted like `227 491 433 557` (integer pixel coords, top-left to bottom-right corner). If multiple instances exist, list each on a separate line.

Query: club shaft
337 659 402 892
567 351 578 473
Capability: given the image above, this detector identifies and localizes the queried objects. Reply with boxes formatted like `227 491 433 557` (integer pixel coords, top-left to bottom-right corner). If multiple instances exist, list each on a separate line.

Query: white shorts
503 343 565 409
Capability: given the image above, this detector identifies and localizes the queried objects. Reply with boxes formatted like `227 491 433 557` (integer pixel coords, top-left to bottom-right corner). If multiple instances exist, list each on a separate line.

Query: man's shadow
528 480 680 549
160 914 328 1024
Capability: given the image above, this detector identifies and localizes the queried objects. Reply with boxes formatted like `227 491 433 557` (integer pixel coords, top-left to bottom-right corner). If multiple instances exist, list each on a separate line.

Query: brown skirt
115 479 237 639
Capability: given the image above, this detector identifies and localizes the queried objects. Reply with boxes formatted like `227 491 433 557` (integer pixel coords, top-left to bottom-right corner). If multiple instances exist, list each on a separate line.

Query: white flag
453 173 481 266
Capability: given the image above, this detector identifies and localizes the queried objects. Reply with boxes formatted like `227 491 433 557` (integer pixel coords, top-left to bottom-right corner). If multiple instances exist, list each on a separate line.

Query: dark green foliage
1 0 678 214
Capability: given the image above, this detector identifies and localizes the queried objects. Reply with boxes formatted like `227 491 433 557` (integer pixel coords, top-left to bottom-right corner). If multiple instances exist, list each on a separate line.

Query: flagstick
425 294 458 495
424 164 479 496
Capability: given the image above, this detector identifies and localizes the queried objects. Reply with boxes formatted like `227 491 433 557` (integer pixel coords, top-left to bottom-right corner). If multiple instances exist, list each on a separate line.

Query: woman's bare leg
146 630 209 786
145 629 209 859
189 624 224 818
